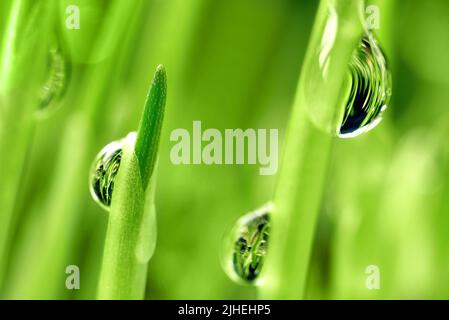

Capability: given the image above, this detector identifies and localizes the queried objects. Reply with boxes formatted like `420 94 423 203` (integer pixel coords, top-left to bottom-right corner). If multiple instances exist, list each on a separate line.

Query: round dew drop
221 203 272 285
338 32 392 138
89 139 125 211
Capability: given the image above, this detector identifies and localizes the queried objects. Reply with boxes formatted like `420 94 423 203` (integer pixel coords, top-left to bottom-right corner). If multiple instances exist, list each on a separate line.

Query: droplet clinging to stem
221 203 273 285
338 32 392 138
89 133 136 211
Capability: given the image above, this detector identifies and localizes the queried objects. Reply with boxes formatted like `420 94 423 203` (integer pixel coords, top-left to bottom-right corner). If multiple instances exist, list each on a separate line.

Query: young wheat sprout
96 65 167 300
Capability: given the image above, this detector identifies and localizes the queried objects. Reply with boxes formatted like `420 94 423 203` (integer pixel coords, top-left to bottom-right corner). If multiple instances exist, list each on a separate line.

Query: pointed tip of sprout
156 64 165 73
154 64 167 86
154 64 167 97
134 64 167 189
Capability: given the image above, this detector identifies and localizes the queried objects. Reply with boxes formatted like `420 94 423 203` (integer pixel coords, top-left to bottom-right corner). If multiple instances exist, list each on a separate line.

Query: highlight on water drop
221 203 273 285
89 133 136 211
338 32 392 138
36 45 70 118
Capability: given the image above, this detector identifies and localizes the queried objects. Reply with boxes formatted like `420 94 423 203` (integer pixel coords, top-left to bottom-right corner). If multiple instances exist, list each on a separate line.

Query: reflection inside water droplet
222 203 272 285
36 45 70 117
338 32 392 138
89 138 125 211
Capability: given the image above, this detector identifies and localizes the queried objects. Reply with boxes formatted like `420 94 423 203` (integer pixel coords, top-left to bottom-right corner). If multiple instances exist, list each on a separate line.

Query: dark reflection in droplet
339 32 392 138
222 203 272 285
89 139 123 211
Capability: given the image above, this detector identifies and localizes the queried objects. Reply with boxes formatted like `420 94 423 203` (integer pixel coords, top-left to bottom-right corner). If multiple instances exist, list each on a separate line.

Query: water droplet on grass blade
338 32 391 138
221 203 272 285
89 133 136 211
36 46 70 117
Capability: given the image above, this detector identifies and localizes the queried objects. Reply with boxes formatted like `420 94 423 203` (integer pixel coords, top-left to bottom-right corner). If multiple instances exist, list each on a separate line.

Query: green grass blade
97 136 151 299
259 0 364 299
135 65 167 189
97 66 167 299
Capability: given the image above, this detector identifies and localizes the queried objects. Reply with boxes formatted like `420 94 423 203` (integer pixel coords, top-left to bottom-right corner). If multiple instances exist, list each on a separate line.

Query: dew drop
221 203 272 285
36 46 70 117
89 136 128 211
338 32 392 138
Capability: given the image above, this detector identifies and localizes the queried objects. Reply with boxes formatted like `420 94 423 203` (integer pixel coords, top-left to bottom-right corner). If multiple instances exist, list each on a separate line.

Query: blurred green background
1 0 449 299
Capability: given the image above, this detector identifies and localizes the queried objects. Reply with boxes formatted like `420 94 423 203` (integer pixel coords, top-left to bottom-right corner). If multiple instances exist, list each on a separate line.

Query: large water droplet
221 203 272 285
89 134 135 211
36 46 70 117
338 32 392 138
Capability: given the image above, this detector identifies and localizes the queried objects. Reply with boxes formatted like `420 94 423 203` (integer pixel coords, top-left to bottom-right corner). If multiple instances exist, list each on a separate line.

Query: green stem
97 66 167 300
259 0 364 299
0 0 22 88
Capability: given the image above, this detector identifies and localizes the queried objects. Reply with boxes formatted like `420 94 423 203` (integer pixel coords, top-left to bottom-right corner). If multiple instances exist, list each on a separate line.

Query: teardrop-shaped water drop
36 46 70 117
338 32 392 138
221 203 272 285
89 137 126 211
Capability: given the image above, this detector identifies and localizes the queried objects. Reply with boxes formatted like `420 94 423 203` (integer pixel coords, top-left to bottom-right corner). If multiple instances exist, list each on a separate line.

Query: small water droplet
89 134 134 211
221 203 272 285
338 32 392 138
36 46 70 117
